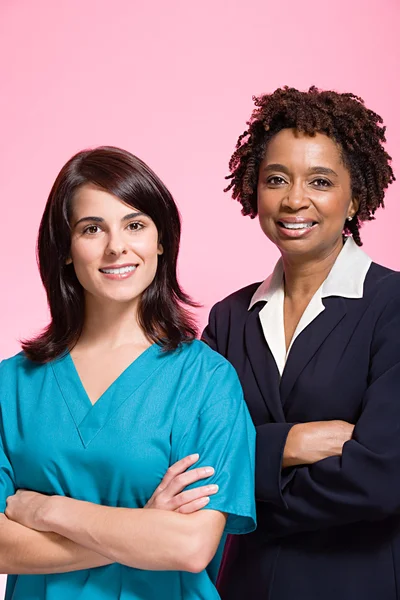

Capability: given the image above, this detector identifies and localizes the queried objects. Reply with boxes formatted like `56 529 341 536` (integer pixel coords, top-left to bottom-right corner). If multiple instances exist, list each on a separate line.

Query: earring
347 216 353 222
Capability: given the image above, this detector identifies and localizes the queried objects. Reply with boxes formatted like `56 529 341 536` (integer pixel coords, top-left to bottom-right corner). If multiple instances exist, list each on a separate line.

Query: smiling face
257 128 359 260
68 183 163 307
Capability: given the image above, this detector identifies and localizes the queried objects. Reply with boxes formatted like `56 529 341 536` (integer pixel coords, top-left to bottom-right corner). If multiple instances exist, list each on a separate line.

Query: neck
76 295 149 351
281 238 344 299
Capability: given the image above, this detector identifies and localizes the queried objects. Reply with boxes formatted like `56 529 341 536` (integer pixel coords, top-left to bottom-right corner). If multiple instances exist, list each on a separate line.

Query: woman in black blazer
203 87 399 599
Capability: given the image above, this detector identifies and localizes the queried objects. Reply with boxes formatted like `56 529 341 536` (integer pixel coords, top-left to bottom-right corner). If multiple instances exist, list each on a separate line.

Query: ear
157 243 164 256
348 197 360 219
65 257 73 265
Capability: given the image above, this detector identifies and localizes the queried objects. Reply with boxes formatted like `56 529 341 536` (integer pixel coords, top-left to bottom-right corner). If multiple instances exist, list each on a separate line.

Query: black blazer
203 262 400 600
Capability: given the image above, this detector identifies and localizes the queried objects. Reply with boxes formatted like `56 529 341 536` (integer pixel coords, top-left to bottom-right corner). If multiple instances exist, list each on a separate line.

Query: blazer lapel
244 304 286 423
280 297 347 406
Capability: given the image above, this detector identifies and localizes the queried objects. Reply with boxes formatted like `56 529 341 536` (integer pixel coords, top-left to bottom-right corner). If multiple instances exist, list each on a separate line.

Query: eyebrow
262 164 338 177
73 212 145 227
262 163 290 174
307 166 338 177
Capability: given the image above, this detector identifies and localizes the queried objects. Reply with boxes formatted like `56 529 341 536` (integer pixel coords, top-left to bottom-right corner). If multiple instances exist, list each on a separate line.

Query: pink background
0 0 399 589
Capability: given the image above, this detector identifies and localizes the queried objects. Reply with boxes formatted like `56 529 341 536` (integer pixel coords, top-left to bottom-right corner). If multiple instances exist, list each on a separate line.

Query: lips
276 218 318 238
99 265 137 275
277 217 317 228
99 263 138 275
279 222 315 230
98 263 139 280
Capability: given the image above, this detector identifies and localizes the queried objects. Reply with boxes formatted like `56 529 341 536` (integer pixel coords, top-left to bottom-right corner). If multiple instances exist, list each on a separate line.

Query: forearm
43 497 219 572
262 437 400 539
0 514 112 575
256 419 354 505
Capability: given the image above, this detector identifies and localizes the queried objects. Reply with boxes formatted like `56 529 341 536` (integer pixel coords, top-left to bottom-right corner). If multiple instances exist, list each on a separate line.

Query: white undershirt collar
248 237 372 376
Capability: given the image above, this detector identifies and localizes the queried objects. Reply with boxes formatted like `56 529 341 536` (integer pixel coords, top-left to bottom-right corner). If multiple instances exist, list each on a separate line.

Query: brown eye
83 225 101 235
312 178 332 188
267 176 287 186
127 222 144 231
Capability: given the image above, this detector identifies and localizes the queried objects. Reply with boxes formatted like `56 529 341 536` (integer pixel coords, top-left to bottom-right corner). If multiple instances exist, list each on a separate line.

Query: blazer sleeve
202 301 221 353
202 301 297 507
261 290 400 537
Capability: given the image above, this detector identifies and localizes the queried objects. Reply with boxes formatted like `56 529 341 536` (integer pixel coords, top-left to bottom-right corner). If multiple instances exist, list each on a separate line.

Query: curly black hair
225 86 395 245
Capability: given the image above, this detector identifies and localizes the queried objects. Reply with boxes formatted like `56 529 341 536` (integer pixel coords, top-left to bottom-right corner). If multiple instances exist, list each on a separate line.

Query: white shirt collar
249 236 372 310
248 237 372 377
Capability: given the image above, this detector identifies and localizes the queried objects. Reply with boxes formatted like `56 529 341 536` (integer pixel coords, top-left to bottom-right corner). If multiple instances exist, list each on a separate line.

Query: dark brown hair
23 146 198 362
225 86 395 245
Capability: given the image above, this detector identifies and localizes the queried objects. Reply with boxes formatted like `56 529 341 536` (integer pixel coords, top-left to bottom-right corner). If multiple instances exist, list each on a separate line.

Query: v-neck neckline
68 344 157 407
51 344 165 447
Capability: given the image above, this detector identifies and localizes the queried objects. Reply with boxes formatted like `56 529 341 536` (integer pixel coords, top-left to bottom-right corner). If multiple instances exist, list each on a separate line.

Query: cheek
70 241 102 278
257 190 280 236
315 195 351 222
257 187 280 217
129 234 160 261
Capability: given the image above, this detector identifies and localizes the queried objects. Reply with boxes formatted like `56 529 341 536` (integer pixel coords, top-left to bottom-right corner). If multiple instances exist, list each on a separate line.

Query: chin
86 288 142 306
275 240 318 256
107 293 142 305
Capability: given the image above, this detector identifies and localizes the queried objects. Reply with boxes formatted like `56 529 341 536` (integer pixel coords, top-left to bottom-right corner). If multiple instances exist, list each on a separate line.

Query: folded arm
0 438 112 575
7 493 227 573
0 513 112 574
0 454 218 575
257 294 400 536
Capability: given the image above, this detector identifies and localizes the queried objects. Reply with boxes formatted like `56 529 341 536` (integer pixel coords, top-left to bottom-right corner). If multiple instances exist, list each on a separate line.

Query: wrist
283 424 304 467
37 495 68 532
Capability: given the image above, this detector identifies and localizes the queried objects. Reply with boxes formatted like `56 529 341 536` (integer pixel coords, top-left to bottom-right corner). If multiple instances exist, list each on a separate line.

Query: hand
145 454 218 514
283 420 355 468
5 489 53 531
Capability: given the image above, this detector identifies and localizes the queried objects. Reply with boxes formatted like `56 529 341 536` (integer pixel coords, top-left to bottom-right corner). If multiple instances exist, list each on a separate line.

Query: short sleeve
174 366 256 535
0 436 15 512
0 361 16 511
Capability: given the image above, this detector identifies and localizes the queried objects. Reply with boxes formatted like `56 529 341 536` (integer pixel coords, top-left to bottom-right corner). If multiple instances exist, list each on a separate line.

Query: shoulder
0 352 46 382
211 282 262 315
171 340 243 403
1 351 29 373
366 262 399 286
202 282 263 351
173 340 239 377
359 265 400 338
206 282 263 331
364 263 400 304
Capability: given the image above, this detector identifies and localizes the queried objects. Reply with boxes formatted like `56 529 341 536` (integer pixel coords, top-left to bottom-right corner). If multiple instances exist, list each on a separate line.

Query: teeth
100 266 136 274
281 222 314 230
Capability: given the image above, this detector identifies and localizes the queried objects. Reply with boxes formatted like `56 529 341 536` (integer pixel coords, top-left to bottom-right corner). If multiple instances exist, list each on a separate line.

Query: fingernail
204 467 214 474
190 453 199 460
208 484 219 492
202 497 210 505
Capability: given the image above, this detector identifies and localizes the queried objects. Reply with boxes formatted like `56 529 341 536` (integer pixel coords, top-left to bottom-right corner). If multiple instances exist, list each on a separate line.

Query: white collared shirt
248 237 372 376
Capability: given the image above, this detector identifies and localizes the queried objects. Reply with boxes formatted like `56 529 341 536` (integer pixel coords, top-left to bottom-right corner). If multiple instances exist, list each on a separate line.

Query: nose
281 180 311 211
105 231 128 257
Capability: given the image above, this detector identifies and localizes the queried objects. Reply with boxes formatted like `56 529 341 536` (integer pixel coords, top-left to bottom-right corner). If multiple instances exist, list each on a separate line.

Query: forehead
71 183 139 218
263 128 343 167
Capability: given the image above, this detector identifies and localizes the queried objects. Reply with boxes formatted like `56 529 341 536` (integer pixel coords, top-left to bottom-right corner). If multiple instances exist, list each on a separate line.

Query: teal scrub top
0 340 256 600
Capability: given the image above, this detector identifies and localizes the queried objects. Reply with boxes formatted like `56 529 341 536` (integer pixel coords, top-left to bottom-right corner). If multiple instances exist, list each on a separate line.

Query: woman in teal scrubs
0 146 256 599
